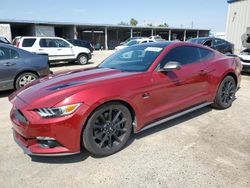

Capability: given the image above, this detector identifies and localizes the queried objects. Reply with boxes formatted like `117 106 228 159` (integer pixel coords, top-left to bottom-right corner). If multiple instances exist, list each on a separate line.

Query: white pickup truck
14 36 92 65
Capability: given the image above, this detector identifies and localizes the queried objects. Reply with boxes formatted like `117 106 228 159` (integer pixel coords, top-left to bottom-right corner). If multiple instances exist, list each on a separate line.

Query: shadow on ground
30 106 212 164
0 90 14 98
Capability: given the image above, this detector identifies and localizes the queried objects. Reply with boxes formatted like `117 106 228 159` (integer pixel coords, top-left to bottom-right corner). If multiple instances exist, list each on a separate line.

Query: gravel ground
0 50 249 188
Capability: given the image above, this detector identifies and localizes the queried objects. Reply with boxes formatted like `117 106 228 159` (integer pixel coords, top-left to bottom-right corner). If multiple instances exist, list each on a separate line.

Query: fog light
36 137 61 148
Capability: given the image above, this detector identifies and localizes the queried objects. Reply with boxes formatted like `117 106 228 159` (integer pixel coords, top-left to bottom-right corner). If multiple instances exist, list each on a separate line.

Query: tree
158 23 169 27
130 18 138 26
147 23 153 27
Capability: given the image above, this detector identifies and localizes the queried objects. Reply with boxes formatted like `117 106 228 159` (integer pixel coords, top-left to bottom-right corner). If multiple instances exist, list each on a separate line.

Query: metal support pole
151 29 154 36
197 30 199 38
168 30 171 41
184 30 186 41
73 25 77 39
105 27 108 50
130 28 133 38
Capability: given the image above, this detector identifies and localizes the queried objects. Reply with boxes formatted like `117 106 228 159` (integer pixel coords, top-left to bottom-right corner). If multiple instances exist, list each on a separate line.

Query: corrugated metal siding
0 24 12 41
226 0 250 53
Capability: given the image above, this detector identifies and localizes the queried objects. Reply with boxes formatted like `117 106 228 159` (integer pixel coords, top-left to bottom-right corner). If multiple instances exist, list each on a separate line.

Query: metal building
226 0 250 53
0 19 210 50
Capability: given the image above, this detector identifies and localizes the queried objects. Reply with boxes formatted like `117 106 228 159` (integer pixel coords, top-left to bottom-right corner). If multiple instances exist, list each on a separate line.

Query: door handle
57 49 62 51
3 62 16 66
38 49 44 51
199 70 208 76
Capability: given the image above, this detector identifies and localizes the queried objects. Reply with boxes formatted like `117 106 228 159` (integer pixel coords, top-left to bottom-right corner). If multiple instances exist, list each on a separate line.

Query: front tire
83 102 132 156
15 72 38 90
212 76 236 109
77 54 88 65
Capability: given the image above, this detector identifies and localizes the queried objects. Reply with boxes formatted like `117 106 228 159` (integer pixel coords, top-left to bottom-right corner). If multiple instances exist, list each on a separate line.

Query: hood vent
47 80 87 91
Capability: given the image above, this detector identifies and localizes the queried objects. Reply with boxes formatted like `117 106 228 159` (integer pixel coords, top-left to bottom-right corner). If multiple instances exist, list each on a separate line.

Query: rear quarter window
199 48 214 61
22 38 36 47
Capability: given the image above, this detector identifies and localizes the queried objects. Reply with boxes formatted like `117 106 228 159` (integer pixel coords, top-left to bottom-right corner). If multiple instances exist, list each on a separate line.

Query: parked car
115 38 155 50
67 39 94 53
149 35 164 41
238 48 250 72
13 36 92 65
9 42 242 157
187 37 234 54
0 36 11 45
0 43 50 91
120 37 146 45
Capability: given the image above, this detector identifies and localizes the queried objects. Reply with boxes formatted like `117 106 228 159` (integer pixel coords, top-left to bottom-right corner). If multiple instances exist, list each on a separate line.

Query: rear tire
83 102 132 156
212 76 236 109
15 72 38 90
77 54 88 65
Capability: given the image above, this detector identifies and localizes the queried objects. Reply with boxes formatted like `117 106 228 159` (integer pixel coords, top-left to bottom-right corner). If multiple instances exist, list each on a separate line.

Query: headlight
35 103 81 118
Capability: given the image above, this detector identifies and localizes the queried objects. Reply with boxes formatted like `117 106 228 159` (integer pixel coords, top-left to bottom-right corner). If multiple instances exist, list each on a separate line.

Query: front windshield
99 45 164 72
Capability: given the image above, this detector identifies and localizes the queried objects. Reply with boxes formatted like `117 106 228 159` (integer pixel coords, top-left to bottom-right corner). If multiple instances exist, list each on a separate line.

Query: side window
39 39 57 48
199 48 214 61
55 39 70 48
214 39 225 46
203 40 212 47
10 49 20 59
22 38 36 47
39 39 49 47
160 46 201 67
0 47 11 60
141 40 148 43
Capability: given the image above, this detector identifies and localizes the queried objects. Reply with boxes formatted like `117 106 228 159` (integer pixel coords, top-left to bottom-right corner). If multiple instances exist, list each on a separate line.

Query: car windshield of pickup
99 45 164 72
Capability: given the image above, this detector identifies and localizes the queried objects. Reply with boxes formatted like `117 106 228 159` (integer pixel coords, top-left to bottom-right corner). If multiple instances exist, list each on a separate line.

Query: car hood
9 67 140 108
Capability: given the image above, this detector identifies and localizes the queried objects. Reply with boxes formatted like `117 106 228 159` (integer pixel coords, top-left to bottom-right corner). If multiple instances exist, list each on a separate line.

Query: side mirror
159 61 182 72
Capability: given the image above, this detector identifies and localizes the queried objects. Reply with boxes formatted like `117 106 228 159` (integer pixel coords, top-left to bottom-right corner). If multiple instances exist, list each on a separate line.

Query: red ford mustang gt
9 42 242 157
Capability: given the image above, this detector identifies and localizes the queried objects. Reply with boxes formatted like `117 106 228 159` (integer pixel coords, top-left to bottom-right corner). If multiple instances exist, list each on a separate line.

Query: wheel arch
223 71 238 86
80 99 138 147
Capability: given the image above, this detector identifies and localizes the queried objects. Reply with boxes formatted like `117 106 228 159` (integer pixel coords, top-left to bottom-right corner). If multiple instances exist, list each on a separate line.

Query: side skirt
136 102 213 133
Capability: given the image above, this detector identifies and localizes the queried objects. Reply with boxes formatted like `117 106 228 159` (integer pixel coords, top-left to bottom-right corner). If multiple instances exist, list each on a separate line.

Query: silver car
0 43 50 91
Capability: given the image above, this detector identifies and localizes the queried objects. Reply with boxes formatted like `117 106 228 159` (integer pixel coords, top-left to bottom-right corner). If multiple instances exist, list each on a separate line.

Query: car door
54 39 74 60
142 46 210 125
38 38 73 61
38 38 58 60
213 39 226 54
0 46 21 90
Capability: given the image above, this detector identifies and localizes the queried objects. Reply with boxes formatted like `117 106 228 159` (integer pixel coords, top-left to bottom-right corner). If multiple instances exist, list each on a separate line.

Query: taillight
16 40 20 48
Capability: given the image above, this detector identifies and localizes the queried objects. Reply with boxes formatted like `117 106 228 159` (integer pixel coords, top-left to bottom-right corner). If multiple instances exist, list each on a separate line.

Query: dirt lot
0 50 249 188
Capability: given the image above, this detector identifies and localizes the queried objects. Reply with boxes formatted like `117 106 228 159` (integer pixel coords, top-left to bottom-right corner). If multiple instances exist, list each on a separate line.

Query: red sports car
9 42 242 157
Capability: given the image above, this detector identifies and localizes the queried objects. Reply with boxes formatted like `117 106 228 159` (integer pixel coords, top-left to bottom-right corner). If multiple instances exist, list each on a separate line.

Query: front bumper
10 97 89 156
241 61 250 72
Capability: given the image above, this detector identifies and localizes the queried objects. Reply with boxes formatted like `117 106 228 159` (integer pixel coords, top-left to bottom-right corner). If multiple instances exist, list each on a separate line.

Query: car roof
19 36 65 39
136 41 174 48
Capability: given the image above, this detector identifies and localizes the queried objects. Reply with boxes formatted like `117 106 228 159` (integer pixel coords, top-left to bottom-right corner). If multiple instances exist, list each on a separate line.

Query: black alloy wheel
212 76 236 109
83 102 132 156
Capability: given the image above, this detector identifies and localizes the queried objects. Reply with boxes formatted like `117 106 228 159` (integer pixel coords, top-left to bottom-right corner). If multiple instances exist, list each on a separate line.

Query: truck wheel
77 54 88 65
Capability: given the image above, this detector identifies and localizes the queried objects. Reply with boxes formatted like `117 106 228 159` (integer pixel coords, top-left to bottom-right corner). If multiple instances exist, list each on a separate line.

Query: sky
0 0 229 32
